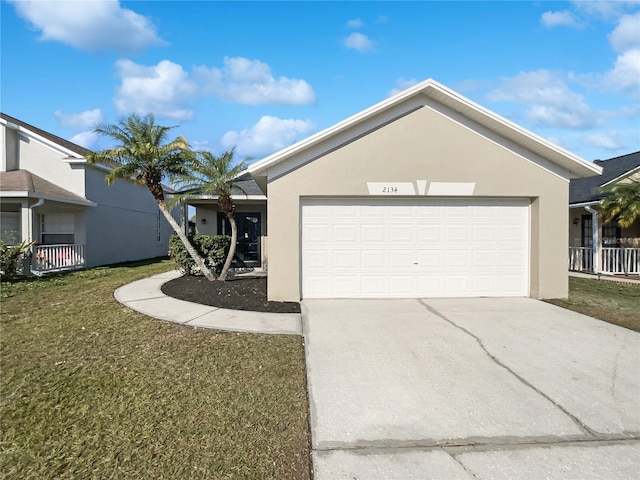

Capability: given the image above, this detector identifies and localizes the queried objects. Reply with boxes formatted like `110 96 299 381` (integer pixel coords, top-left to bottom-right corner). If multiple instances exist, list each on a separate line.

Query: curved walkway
114 270 302 335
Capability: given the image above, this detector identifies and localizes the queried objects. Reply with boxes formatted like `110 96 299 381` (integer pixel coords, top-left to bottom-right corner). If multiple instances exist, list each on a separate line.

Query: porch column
182 202 189 235
586 205 599 273
20 200 30 243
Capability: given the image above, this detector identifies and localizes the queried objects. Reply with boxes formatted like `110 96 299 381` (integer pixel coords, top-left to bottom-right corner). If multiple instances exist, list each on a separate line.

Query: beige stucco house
191 79 604 301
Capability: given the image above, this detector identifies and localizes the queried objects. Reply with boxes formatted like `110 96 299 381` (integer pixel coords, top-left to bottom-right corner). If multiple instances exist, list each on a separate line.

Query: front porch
31 243 86 275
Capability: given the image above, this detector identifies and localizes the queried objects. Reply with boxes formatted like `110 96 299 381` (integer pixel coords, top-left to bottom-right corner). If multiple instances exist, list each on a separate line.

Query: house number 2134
382 186 398 194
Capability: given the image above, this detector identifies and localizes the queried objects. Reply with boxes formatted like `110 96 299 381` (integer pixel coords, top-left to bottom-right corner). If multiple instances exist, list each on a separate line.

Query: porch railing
569 247 592 272
601 247 640 275
32 244 85 275
569 246 640 275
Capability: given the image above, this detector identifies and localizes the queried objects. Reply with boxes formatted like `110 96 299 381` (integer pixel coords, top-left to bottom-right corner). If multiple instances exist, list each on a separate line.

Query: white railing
569 247 640 275
601 247 640 275
569 247 593 272
32 244 85 275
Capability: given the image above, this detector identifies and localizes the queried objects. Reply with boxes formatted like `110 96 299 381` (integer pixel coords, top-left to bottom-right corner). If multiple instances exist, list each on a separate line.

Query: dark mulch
161 275 301 313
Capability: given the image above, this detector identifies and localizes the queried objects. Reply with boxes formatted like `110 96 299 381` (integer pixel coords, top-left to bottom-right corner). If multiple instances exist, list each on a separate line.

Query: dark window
41 233 75 245
602 221 621 247
581 215 593 248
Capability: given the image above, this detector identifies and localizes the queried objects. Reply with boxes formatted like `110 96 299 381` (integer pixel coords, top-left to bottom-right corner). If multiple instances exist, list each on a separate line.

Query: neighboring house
569 151 640 275
190 78 601 301
0 113 178 274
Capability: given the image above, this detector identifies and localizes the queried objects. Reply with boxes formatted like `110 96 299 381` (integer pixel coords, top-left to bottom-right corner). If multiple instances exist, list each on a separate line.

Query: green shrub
0 240 34 279
168 234 231 275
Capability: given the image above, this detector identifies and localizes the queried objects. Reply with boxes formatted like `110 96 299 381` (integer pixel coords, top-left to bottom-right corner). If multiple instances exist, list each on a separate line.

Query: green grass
1 259 311 479
546 276 640 332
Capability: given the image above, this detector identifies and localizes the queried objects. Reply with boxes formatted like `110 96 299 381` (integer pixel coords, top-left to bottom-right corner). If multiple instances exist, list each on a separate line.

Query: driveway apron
302 298 640 479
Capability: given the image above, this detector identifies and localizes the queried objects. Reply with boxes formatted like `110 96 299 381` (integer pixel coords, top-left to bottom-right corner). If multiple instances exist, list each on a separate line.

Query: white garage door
301 198 529 298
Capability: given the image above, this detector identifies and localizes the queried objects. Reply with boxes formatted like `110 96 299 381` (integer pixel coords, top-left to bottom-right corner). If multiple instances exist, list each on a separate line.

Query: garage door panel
445 225 469 242
361 224 386 242
304 224 330 242
389 276 416 296
390 249 414 267
361 249 386 268
390 224 413 242
333 225 357 242
301 199 529 298
333 250 358 268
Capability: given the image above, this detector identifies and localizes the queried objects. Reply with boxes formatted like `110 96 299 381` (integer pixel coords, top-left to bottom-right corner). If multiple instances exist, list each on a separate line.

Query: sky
1 0 639 165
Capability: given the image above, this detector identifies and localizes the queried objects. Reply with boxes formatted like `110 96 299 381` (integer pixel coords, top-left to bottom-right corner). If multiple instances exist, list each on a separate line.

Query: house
0 113 178 274
569 151 640 275
190 78 602 301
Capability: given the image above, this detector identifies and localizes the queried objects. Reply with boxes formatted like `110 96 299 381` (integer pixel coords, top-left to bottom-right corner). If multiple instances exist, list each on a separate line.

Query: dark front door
217 212 261 267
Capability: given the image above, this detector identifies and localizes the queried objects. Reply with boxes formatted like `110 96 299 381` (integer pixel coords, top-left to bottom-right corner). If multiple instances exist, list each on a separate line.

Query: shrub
0 240 35 279
168 234 231 275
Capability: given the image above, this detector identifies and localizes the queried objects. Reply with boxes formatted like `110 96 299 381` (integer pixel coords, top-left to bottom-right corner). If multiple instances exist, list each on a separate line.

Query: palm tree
170 149 247 281
598 180 640 228
88 113 215 281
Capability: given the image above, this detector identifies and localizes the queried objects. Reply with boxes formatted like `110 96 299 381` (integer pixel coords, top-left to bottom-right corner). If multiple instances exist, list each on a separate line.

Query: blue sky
2 1 639 163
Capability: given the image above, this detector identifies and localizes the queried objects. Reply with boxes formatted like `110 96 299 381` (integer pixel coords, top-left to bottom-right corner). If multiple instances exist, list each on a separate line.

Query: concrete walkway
114 270 301 335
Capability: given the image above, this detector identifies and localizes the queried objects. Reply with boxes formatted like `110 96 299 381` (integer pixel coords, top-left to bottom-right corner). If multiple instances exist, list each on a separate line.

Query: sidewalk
114 270 302 335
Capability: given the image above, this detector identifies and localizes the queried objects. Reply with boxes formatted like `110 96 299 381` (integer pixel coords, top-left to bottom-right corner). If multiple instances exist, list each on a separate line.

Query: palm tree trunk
218 212 237 281
157 200 216 281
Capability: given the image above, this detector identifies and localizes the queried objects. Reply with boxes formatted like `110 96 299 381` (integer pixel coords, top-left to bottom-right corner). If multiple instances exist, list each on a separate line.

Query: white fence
569 246 640 275
32 244 85 275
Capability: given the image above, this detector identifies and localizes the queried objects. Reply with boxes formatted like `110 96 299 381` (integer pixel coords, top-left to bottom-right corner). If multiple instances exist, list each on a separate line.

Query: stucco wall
84 168 176 267
265 103 570 301
10 126 86 196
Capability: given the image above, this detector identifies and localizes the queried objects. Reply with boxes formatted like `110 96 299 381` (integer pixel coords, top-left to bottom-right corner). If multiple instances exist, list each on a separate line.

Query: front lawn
546 276 640 332
0 259 311 479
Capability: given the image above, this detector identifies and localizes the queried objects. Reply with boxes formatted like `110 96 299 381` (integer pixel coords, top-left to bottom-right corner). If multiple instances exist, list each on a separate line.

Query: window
0 211 21 245
41 213 75 245
602 221 621 247
581 215 593 248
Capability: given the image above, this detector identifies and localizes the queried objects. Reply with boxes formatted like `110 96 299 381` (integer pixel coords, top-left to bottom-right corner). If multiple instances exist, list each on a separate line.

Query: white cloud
541 10 581 28
388 77 419 96
344 32 375 52
194 57 316 105
347 18 363 28
8 0 164 54
71 130 100 149
572 0 640 20
608 12 640 52
54 108 103 130
114 59 197 120
603 49 640 95
220 116 316 157
583 132 623 150
487 70 595 129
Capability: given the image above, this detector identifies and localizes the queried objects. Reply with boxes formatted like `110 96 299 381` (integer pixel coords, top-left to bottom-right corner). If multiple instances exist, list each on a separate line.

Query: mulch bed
161 275 301 313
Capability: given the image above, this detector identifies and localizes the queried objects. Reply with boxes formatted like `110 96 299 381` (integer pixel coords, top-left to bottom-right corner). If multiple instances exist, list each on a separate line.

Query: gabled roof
0 169 96 206
1 112 91 158
570 151 640 205
248 78 602 182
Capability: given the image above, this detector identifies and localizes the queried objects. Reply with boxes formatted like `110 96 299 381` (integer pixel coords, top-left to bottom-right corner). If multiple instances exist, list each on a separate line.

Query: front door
218 212 261 267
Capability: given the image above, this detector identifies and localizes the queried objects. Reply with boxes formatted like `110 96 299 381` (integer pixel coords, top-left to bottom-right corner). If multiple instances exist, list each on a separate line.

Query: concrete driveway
302 298 640 479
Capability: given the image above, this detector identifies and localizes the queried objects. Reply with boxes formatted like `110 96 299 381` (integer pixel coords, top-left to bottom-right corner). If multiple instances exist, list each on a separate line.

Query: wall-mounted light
573 218 579 225
201 218 207 224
